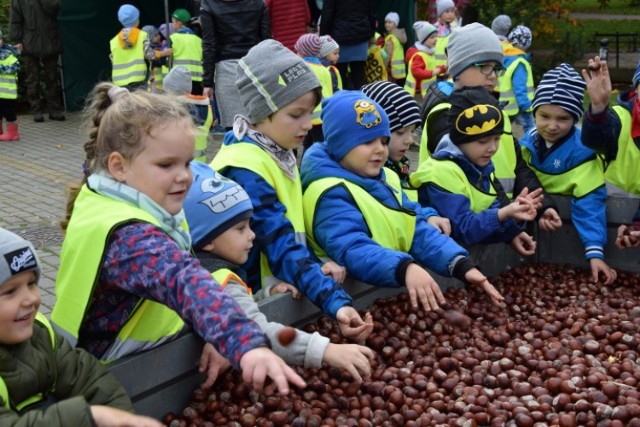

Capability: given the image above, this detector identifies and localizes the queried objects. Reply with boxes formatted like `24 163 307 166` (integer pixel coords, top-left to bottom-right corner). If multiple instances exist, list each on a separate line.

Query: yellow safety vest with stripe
411 157 498 213
0 54 18 100
604 106 640 196
184 94 214 162
170 33 203 82
212 269 252 295
51 186 185 364
521 146 605 198
110 30 148 87
498 57 534 117
0 313 55 410
417 102 516 195
211 142 306 290
307 61 333 125
404 51 436 98
434 34 450 68
328 65 343 91
385 34 406 79
302 168 416 258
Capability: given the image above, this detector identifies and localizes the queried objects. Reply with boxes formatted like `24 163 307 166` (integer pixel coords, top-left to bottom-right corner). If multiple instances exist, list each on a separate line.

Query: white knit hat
385 12 400 26
413 21 438 44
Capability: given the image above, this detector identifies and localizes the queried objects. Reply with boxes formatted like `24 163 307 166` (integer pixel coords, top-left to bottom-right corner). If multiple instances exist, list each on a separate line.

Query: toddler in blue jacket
300 90 504 312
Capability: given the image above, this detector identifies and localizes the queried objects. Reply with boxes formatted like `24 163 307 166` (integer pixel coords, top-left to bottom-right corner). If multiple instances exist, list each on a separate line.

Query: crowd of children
3 2 640 423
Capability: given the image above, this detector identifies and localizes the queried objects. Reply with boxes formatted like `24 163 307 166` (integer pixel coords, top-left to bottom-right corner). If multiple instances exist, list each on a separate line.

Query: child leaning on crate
300 90 504 313
0 228 162 427
183 161 374 380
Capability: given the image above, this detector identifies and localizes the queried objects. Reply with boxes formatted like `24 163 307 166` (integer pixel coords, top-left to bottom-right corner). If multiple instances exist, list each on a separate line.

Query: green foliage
0 0 9 33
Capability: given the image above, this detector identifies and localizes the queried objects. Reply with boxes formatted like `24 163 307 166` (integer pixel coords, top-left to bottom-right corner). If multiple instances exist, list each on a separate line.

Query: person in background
582 57 640 250
498 25 535 135
200 0 271 129
382 12 406 87
141 25 167 93
300 90 504 313
267 0 311 52
0 228 162 427
184 162 375 381
520 63 616 284
210 40 373 342
320 0 376 90
163 66 214 162
364 31 388 84
491 14 512 45
9 0 65 122
319 35 342 93
433 0 457 70
404 21 445 102
0 29 21 141
162 9 204 95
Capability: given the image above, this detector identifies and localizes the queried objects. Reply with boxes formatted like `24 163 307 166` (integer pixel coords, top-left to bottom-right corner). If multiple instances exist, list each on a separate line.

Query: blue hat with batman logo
447 86 504 145
321 90 390 161
184 162 253 249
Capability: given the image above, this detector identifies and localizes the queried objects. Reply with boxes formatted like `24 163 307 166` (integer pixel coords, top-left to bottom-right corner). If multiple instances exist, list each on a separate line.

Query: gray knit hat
491 15 512 37
532 63 586 122
236 39 321 124
319 35 339 59
0 228 41 286
164 66 192 95
361 81 421 132
446 23 504 80
436 0 455 16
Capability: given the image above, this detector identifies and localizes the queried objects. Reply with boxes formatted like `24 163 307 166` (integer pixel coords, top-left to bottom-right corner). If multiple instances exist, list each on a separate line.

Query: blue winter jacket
422 136 524 246
300 142 471 287
215 132 353 318
520 127 608 260
503 51 533 112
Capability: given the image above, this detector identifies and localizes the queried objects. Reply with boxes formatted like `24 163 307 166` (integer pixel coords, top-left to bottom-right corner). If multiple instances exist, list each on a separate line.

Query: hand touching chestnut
322 343 374 381
510 231 537 256
198 343 232 388
239 347 306 395
615 224 640 249
404 263 446 311
538 207 562 232
589 258 617 285
336 307 373 343
91 406 165 427
464 268 504 305
499 187 542 223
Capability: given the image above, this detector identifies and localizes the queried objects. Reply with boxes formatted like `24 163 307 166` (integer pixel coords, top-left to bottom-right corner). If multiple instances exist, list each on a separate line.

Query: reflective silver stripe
174 59 202 67
100 330 184 363
499 178 515 194
50 320 78 347
391 59 404 66
434 53 446 60
606 181 640 198
0 77 15 83
113 70 147 83
112 59 146 70
311 110 321 120
0 87 17 96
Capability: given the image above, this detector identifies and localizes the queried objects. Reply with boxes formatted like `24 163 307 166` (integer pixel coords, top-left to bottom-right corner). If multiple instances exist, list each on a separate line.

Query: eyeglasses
472 63 506 77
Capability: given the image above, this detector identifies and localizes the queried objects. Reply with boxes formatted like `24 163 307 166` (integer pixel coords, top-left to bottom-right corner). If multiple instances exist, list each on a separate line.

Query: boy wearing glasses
413 23 562 235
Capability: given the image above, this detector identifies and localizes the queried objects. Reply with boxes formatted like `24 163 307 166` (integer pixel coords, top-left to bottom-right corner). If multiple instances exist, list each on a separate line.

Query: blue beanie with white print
184 162 253 249
321 90 390 161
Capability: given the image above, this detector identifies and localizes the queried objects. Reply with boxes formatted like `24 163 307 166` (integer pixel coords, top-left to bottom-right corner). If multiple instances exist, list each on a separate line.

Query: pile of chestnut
164 263 640 426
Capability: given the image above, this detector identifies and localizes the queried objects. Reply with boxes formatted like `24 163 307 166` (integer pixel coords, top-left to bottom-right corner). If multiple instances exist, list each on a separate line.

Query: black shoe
49 112 66 121
33 113 44 123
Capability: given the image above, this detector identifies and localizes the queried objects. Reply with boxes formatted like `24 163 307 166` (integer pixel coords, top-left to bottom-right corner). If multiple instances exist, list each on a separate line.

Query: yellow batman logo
455 104 502 135
354 100 381 128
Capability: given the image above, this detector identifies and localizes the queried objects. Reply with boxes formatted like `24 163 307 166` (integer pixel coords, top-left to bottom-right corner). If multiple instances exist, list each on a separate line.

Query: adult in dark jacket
320 0 376 90
266 0 311 52
200 0 271 128
9 0 65 122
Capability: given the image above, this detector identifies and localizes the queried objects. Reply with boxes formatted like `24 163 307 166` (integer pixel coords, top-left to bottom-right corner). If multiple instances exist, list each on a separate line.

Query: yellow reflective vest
404 51 436 98
384 34 406 79
0 54 18 100
183 94 213 162
434 34 450 68
170 32 203 82
51 186 185 363
110 30 148 87
411 157 498 213
605 106 640 196
211 142 307 290
498 57 534 117
307 61 333 125
302 168 416 258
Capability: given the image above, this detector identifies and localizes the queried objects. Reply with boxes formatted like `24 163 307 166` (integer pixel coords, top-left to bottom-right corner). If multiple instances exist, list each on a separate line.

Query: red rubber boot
0 122 19 141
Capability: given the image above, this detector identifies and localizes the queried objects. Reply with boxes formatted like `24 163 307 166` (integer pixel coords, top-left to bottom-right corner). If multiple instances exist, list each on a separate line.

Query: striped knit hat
532 63 586 122
361 81 421 132
295 33 321 58
319 35 339 59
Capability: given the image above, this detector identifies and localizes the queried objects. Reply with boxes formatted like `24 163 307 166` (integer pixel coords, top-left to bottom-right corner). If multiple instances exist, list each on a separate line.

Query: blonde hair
61 82 197 230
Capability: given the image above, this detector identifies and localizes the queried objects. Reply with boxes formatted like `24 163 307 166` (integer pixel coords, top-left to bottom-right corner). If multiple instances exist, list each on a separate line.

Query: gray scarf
88 172 191 250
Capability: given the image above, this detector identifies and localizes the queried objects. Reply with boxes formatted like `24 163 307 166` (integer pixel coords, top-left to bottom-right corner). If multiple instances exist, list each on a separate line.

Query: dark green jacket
9 0 62 56
0 317 134 426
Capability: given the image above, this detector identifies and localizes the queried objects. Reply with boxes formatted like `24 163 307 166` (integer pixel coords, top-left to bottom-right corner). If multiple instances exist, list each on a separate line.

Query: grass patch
570 0 640 14
534 18 639 50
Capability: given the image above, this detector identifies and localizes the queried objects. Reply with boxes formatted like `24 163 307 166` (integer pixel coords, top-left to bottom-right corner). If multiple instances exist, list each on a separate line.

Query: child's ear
107 152 128 182
201 242 215 251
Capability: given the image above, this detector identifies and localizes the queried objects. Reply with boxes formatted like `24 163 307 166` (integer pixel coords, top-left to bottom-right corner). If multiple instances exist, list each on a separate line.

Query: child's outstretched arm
581 56 611 115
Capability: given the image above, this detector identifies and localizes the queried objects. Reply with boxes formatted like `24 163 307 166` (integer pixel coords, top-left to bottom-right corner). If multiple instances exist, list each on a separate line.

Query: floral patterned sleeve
101 223 269 368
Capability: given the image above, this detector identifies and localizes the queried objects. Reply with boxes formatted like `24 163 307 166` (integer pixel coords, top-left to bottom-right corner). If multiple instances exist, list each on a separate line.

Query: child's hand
405 263 446 311
321 260 347 283
510 231 536 256
427 215 452 235
199 343 232 388
239 347 306 394
501 188 540 222
322 343 374 381
581 56 611 114
615 224 640 249
270 281 301 299
90 405 165 427
336 309 374 343
538 208 563 232
516 187 544 211
436 65 447 75
589 258 617 285
464 268 504 305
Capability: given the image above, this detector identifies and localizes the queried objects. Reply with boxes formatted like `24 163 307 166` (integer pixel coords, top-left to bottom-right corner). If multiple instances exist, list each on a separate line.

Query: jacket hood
432 134 496 182
300 142 385 192
503 44 525 57
617 88 636 112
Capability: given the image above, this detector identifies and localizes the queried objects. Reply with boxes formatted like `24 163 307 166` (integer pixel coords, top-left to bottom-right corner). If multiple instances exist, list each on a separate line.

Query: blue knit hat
118 4 140 28
184 162 253 249
532 63 586 122
633 59 640 90
321 90 390 161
